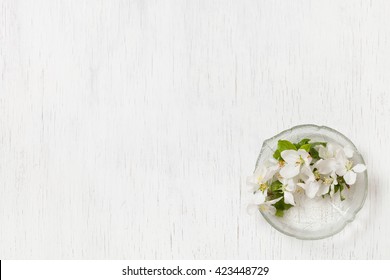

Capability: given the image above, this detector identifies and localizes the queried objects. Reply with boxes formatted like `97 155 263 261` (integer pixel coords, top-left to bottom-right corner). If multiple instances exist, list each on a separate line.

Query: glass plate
255 124 368 239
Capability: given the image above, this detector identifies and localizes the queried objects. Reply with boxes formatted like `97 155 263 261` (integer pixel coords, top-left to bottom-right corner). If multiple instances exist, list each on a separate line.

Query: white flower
246 165 276 192
318 143 342 159
335 157 366 185
247 192 282 215
279 149 312 179
314 158 337 175
297 166 321 198
267 157 281 173
320 173 338 197
278 177 296 205
343 146 355 158
315 144 356 175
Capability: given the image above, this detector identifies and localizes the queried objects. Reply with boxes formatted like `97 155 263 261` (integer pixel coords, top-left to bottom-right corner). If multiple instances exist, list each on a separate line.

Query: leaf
277 140 297 152
297 138 310 148
273 149 281 160
339 182 346 201
275 209 284 217
300 143 311 152
310 147 320 159
273 197 294 211
269 181 283 193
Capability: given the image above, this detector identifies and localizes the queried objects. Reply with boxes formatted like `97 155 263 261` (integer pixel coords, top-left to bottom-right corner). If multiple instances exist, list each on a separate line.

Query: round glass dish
255 124 368 240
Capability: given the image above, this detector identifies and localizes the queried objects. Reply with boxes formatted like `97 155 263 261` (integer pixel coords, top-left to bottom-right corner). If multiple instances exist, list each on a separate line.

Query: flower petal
329 184 335 197
318 146 329 159
253 166 267 179
268 205 277 215
252 191 266 204
304 181 320 198
343 146 354 158
246 175 259 191
318 183 330 196
279 164 300 179
284 191 295 205
266 196 283 205
285 180 296 192
298 149 312 165
281 150 299 164
316 159 337 174
344 170 357 185
352 164 366 173
297 149 309 158
300 165 315 182
335 165 347 176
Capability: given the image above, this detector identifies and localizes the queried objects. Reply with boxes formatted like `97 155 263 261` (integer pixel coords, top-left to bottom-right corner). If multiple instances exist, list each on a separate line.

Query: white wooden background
1 0 389 259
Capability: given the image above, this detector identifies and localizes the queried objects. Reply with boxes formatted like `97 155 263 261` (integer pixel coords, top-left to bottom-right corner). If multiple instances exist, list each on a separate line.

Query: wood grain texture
1 0 389 259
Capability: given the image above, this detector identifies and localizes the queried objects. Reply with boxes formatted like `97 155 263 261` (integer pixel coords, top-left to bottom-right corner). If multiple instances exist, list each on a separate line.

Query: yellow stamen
260 183 268 192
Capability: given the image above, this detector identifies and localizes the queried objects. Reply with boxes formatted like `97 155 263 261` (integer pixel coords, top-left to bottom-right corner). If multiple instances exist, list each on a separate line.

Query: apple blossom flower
246 165 276 193
278 177 297 205
297 166 321 198
247 192 283 215
336 160 366 185
321 173 339 197
279 149 312 179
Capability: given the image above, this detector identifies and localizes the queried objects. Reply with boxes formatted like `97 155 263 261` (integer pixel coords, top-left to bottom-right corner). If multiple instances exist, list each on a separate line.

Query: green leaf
275 209 284 217
340 184 345 201
300 143 311 152
269 181 283 193
310 147 320 159
273 149 281 160
277 140 297 152
297 138 310 148
273 197 294 210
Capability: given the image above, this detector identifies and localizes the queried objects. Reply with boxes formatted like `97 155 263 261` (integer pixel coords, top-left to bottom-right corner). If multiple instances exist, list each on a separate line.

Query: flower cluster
247 139 366 217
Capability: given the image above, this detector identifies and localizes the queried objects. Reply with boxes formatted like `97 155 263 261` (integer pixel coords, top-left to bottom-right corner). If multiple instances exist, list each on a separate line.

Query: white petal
266 196 283 205
352 164 366 173
297 149 309 158
297 149 312 165
247 204 259 215
279 164 300 179
343 146 354 158
328 143 342 155
246 175 256 184
252 192 266 204
285 180 296 192
246 178 260 192
281 150 299 164
284 191 295 205
336 149 347 162
344 170 357 185
335 165 347 176
300 165 315 182
247 184 259 193
329 184 335 197
264 169 277 182
318 183 330 196
304 181 320 198
268 205 277 215
267 158 280 172
318 146 329 159
316 159 337 174
253 166 267 179
278 177 287 185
